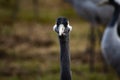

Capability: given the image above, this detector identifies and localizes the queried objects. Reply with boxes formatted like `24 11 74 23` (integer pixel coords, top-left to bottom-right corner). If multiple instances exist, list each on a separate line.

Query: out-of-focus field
0 0 119 80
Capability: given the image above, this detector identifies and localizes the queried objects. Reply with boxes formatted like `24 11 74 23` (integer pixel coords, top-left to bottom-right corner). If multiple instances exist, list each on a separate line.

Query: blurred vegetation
0 0 119 80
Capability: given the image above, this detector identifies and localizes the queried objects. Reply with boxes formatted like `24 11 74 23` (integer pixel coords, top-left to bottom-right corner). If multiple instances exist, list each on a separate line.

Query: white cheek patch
68 24 72 31
53 24 57 31
115 0 120 5
58 24 65 36
67 21 72 31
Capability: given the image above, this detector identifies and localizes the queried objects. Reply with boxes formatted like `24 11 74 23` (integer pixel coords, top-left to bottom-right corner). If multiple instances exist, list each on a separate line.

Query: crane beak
58 24 65 36
98 0 109 6
53 24 65 36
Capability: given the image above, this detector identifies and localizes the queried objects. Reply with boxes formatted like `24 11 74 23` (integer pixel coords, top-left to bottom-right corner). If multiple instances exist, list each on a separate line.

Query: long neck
108 6 120 27
59 34 71 80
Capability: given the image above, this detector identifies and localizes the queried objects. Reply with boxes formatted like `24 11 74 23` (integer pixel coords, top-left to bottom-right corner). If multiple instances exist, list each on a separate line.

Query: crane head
53 17 72 36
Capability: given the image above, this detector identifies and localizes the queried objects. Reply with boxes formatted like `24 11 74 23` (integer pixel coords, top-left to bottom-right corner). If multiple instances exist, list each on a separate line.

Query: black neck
59 34 71 80
108 6 120 27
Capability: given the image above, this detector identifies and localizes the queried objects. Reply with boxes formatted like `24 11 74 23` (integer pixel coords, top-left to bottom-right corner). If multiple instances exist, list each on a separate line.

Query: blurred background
0 0 119 80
